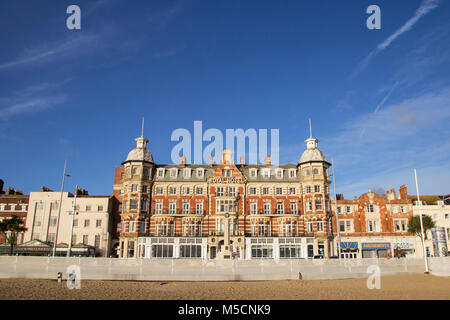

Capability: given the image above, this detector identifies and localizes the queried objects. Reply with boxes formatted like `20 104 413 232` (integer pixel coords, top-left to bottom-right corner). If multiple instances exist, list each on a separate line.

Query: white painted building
24 191 114 257
409 196 450 257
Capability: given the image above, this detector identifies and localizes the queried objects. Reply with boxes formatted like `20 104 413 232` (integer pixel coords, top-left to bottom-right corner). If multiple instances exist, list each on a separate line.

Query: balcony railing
248 210 298 215
208 230 244 236
152 209 206 216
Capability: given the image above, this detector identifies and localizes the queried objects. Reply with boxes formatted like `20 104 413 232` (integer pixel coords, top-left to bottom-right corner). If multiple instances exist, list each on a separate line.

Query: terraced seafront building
113 131 334 259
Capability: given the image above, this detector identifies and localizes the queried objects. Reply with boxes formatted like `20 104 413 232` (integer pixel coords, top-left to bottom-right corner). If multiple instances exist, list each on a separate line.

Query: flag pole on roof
141 117 145 137
309 118 312 138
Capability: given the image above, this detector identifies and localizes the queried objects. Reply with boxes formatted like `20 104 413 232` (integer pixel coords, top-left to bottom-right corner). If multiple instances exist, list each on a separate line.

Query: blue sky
0 0 449 198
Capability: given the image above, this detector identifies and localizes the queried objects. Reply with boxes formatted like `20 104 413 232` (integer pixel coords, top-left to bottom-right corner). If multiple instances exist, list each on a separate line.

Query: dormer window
289 169 296 178
157 168 165 177
222 169 232 177
276 169 283 178
170 169 178 178
262 168 270 178
197 169 204 178
250 169 257 178
183 168 191 178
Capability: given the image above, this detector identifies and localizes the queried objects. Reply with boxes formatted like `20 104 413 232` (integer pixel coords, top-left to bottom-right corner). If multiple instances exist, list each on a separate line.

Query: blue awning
340 242 358 252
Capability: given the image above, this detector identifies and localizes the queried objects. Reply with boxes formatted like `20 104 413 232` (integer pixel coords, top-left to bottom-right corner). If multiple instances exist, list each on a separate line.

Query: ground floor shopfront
125 236 419 260
337 236 417 259
137 237 209 259
245 237 316 259
134 236 325 260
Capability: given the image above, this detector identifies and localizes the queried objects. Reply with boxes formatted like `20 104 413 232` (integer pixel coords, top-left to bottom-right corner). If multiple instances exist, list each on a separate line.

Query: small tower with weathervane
299 119 332 258
119 119 155 258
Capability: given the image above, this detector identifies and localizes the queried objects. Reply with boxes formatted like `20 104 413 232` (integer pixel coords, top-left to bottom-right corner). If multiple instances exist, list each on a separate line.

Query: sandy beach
0 274 449 300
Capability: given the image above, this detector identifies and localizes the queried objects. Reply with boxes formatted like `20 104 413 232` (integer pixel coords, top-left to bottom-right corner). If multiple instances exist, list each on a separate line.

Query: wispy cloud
352 0 440 77
0 81 69 119
1 96 66 118
0 35 97 70
324 86 450 197
360 81 398 139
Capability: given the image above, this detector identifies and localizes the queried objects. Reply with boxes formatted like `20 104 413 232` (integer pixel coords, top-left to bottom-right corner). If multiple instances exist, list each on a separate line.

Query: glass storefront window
180 245 202 258
279 245 301 258
251 245 273 259
151 244 174 258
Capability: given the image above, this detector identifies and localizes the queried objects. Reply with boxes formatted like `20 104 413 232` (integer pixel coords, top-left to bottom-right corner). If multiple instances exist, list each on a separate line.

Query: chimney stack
265 155 271 167
240 155 245 166
399 185 407 200
391 188 396 199
180 154 186 167
209 155 213 167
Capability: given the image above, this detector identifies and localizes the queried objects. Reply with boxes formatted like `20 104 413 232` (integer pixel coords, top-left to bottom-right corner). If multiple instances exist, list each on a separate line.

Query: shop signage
361 242 391 250
394 241 414 250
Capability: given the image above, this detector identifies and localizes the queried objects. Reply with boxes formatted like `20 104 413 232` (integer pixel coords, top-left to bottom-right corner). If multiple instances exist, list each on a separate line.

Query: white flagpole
414 168 429 273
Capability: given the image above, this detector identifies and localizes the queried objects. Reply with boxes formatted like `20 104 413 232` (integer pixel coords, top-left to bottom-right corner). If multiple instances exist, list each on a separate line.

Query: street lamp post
331 158 341 259
67 184 78 257
414 169 430 273
52 160 70 257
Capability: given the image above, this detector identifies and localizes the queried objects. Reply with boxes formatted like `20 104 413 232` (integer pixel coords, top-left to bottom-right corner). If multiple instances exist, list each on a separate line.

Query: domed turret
299 119 327 164
124 136 154 163
299 137 327 164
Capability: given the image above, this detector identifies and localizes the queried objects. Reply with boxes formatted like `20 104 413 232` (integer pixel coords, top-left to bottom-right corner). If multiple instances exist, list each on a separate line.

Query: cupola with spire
123 117 154 164
299 118 328 164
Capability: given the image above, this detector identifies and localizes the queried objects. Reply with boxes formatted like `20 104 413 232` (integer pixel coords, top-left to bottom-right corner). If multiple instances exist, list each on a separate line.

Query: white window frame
290 202 297 214
129 220 136 232
277 201 284 214
276 169 283 178
196 201 203 215
183 168 191 178
250 202 257 215
155 201 163 214
182 201 190 214
263 202 271 214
